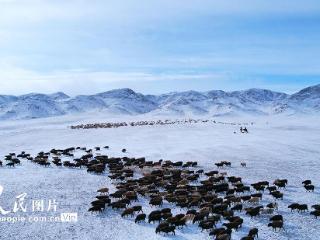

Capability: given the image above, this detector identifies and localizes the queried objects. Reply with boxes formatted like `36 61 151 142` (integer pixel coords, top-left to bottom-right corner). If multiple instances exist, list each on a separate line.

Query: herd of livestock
1 147 319 240
69 119 251 130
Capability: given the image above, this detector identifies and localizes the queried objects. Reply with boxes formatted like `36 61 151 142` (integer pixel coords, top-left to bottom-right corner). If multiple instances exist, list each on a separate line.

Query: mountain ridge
0 84 319 120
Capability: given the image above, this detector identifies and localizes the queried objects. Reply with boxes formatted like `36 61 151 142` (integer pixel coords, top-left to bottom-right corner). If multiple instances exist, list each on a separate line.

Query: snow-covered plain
0 114 319 240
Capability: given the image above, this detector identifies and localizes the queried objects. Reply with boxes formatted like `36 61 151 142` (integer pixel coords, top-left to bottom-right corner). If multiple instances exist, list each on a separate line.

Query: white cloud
0 0 318 95
0 63 225 95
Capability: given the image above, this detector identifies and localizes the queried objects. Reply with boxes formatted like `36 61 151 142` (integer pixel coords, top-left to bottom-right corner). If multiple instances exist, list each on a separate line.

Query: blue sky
0 0 319 95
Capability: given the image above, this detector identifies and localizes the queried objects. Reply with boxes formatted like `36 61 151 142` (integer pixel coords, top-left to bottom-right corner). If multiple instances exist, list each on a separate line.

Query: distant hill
0 84 319 120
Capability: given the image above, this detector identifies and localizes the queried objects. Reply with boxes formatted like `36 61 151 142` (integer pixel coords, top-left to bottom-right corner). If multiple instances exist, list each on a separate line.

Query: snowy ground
0 114 319 240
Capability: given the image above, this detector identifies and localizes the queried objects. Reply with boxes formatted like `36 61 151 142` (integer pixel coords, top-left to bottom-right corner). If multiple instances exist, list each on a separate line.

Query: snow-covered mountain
0 84 319 120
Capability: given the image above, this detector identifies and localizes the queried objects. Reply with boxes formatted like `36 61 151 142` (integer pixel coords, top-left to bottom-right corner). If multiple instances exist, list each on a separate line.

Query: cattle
121 208 134 218
302 180 312 185
157 225 175 235
248 228 258 239
199 220 215 231
310 210 320 218
231 204 243 212
223 221 242 231
268 221 284 231
97 187 109 194
148 213 162 223
297 204 308 212
312 204 320 211
241 236 254 240
246 207 261 218
274 179 288 189
248 197 260 205
260 208 274 215
7 146 318 239
304 185 315 192
6 162 15 167
267 202 278 210
132 205 143 213
270 215 283 222
288 203 300 212
88 206 103 213
135 213 146 223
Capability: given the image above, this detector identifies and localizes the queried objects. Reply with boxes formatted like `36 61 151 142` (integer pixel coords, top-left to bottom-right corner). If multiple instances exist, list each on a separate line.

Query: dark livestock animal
304 184 315 192
268 221 284 232
270 215 283 222
121 208 134 218
88 206 103 213
302 180 312 185
135 213 146 223
246 207 261 218
288 203 300 212
148 213 162 223
297 204 308 212
241 237 254 240
155 223 175 235
248 227 258 239
310 210 320 218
